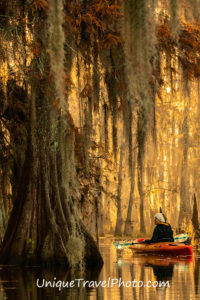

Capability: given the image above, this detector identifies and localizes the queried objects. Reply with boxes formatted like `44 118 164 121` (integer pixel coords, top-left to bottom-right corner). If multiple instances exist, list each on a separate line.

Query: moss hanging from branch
83 95 93 176
124 0 158 233
169 0 179 33
48 0 65 108
105 62 118 160
191 0 200 21
92 41 100 110
123 98 133 176
0 0 104 270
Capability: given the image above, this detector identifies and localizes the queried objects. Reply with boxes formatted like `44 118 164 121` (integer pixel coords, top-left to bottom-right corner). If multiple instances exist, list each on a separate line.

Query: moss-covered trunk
0 0 103 269
1 80 102 268
0 81 103 270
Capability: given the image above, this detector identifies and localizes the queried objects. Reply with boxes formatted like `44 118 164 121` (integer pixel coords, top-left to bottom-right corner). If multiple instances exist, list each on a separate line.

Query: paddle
113 240 145 248
114 241 143 249
113 233 188 248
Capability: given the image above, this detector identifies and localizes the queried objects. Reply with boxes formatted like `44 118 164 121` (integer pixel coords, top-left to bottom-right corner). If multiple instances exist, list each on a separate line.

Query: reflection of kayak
129 242 193 255
133 254 193 266
116 254 193 270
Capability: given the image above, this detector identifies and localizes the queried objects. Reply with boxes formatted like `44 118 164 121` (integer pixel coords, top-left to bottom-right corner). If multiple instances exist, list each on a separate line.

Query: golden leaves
157 23 175 53
0 44 6 61
91 1 121 17
80 83 92 98
82 13 106 31
52 98 60 109
31 41 40 57
101 33 122 48
64 74 73 87
64 74 74 94
178 23 200 79
0 61 8 87
64 0 121 37
157 21 200 81
31 0 48 11
65 15 79 32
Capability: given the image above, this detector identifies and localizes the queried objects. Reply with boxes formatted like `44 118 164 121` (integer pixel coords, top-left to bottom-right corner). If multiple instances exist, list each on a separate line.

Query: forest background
0 0 200 268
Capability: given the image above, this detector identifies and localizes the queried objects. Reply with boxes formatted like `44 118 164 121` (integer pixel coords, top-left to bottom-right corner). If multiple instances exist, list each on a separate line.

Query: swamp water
0 238 199 300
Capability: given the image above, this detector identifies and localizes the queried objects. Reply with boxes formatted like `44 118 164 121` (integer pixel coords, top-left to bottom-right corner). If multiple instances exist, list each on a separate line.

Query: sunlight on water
0 238 199 300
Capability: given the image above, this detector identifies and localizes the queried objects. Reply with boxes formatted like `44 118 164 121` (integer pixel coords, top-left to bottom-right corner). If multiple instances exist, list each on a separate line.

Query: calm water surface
0 237 199 300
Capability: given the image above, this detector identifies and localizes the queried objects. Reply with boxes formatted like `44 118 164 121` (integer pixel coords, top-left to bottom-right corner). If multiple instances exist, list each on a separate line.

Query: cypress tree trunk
0 1 103 269
1 81 102 268
0 74 103 269
137 106 146 234
0 189 6 248
114 144 124 236
192 194 199 229
178 109 190 226
124 152 136 236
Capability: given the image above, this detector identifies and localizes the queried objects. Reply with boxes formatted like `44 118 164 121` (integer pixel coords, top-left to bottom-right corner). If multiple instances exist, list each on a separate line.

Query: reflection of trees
139 267 144 300
129 265 137 300
117 266 124 300
0 267 101 300
116 248 123 299
194 256 200 295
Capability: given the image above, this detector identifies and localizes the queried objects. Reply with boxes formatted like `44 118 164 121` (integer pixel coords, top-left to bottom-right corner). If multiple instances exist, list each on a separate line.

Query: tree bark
124 154 136 236
178 109 191 226
137 106 146 234
0 3 103 270
0 83 103 269
114 144 124 236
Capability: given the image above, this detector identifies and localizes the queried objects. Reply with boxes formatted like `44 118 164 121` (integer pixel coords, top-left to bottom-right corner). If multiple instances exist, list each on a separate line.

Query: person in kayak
144 213 174 243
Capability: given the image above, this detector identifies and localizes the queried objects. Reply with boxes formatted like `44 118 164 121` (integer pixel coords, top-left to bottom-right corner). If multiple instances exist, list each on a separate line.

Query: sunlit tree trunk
137 107 146 234
114 144 124 236
170 110 178 226
124 152 136 236
178 108 190 226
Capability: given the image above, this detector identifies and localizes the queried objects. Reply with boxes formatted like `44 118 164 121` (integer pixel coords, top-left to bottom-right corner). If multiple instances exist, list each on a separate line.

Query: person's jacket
145 223 174 243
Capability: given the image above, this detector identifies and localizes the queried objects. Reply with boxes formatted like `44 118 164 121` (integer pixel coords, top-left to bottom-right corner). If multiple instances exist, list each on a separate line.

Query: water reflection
0 241 199 300
114 251 195 299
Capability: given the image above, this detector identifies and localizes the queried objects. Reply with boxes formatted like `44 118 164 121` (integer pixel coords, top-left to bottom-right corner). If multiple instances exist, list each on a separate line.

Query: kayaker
144 213 174 243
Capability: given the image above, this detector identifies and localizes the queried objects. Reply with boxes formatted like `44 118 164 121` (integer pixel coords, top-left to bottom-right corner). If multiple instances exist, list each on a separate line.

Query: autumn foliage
157 21 200 81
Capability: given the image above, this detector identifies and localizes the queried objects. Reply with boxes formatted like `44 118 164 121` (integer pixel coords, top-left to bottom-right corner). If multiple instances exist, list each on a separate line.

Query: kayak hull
129 242 193 256
113 233 189 249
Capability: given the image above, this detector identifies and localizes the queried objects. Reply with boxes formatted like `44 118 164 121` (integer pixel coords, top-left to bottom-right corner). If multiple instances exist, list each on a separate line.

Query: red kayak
129 242 193 256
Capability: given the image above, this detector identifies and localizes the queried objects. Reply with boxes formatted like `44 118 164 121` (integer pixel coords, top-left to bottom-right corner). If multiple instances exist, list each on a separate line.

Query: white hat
155 213 165 223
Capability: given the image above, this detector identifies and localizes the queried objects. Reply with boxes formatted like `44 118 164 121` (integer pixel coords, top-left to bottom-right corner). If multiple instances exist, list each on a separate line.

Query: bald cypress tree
0 0 103 269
